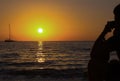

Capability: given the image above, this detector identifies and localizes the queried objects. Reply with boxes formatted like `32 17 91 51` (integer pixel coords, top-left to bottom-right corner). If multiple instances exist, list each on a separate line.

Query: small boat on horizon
5 24 16 42
5 39 15 42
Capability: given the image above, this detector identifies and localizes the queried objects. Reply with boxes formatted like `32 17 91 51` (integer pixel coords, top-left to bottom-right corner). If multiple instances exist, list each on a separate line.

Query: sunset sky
0 0 119 41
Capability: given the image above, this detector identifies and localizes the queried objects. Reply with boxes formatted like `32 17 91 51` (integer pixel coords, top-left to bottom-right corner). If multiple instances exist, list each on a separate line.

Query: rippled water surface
0 41 93 70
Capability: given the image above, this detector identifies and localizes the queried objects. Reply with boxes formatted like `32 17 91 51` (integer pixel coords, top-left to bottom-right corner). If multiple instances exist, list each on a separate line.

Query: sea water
0 41 94 81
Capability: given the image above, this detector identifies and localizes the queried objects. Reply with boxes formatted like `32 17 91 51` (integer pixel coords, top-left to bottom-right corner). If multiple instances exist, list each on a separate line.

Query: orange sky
0 0 119 41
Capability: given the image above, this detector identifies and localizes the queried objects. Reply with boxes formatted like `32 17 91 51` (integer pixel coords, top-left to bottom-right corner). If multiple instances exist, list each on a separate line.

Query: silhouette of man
105 4 120 59
88 4 120 81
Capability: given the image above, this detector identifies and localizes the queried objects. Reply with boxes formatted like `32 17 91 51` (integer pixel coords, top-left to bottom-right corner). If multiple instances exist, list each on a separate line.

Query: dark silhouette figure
107 60 120 81
88 4 120 81
105 4 120 59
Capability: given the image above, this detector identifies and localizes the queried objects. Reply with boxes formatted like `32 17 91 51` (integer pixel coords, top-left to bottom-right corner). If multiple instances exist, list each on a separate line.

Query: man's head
114 4 120 21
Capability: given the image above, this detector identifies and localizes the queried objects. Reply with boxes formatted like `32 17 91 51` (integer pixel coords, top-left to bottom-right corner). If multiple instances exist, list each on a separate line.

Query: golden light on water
37 57 45 63
36 41 46 63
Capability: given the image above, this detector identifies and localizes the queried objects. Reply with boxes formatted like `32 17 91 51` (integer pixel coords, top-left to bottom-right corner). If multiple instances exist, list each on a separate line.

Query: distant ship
5 24 15 42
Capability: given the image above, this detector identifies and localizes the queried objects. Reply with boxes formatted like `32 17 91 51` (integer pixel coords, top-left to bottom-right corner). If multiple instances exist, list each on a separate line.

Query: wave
0 68 87 78
0 53 20 58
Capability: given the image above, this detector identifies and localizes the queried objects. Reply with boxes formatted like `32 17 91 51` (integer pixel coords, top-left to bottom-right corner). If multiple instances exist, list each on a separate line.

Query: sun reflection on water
36 41 46 63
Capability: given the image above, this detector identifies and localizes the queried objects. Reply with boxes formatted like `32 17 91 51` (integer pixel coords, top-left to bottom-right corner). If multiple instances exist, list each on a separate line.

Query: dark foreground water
0 41 94 81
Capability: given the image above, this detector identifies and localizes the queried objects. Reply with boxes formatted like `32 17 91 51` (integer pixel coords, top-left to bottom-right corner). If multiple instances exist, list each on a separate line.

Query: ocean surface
0 41 94 81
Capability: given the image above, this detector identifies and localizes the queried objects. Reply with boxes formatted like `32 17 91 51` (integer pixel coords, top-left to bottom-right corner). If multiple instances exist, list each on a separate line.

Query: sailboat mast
4 24 14 42
9 24 11 40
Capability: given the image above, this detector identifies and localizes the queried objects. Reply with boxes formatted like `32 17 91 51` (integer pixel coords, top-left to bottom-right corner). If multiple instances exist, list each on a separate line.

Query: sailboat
5 24 15 42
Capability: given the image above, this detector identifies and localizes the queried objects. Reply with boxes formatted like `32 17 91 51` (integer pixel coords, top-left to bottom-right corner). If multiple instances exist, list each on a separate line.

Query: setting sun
38 28 43 34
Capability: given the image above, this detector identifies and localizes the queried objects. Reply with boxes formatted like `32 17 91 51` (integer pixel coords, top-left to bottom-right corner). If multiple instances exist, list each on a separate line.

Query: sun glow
38 28 43 33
